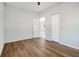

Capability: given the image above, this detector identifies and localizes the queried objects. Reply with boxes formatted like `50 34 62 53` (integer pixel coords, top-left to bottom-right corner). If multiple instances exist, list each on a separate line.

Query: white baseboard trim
0 42 4 56
5 37 40 43
59 42 79 50
45 38 79 50
5 37 33 43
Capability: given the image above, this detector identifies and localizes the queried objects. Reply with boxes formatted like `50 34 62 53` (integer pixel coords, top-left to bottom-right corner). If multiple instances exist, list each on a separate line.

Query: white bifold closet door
52 14 59 42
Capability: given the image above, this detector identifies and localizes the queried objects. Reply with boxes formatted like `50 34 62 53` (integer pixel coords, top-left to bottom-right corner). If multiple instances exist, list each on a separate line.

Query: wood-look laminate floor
1 38 79 57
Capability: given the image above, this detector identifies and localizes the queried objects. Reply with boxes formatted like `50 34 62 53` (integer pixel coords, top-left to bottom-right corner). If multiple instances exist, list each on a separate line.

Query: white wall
40 2 79 49
0 2 4 55
60 3 79 49
5 4 38 43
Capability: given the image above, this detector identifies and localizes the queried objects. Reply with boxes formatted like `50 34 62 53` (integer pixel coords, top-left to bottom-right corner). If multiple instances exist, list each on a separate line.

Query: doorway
39 17 46 48
40 17 45 39
33 17 46 48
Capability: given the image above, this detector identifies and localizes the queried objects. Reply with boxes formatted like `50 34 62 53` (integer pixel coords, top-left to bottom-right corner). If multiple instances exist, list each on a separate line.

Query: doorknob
44 24 45 28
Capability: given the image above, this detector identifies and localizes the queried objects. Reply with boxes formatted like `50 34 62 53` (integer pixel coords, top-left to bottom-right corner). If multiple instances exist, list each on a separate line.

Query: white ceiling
6 2 58 13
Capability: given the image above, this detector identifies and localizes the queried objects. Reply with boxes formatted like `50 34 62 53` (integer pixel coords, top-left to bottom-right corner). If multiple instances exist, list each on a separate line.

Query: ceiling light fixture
37 2 40 6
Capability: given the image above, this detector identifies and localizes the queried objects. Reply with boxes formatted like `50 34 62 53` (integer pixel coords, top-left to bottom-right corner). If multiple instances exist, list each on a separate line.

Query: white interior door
52 14 59 42
40 17 45 38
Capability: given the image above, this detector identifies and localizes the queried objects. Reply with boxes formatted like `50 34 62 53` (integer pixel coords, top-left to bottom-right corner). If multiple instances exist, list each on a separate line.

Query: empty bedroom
0 2 79 57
